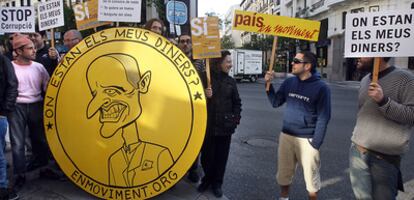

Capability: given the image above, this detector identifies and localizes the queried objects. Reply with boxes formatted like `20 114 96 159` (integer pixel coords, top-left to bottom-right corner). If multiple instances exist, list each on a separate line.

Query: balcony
325 0 346 7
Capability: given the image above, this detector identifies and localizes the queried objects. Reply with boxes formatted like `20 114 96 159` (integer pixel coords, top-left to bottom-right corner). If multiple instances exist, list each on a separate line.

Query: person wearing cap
8 35 50 191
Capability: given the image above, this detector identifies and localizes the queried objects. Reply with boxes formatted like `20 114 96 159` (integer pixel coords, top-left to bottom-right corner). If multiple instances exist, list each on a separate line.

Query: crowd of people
0 17 413 200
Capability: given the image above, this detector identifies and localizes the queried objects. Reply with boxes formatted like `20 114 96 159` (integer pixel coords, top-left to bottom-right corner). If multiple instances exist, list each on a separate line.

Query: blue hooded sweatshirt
267 73 331 149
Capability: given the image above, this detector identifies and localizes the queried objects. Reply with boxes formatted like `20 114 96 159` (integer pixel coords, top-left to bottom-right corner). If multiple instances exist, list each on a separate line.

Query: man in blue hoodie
265 51 331 200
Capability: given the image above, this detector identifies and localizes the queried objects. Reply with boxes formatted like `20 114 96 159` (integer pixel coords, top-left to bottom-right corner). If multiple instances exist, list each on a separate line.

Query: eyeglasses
179 39 191 44
292 58 308 64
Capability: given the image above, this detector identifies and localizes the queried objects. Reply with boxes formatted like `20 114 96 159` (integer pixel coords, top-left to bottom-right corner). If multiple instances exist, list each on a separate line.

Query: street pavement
5 78 414 200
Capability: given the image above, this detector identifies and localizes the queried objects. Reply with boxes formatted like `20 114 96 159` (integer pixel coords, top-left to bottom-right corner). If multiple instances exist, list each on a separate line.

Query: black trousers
200 133 232 187
8 102 50 175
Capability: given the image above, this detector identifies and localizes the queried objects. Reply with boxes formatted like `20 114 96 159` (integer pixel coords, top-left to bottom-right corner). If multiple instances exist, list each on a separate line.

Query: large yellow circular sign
44 27 207 199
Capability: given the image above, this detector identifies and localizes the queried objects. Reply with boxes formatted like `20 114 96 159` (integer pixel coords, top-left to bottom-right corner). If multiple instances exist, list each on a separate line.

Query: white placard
37 0 64 31
98 0 141 22
0 7 35 33
345 10 414 58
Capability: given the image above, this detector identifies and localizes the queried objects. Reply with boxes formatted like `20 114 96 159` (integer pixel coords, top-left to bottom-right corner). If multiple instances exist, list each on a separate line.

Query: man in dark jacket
0 53 18 199
27 30 59 76
265 51 331 200
177 33 205 183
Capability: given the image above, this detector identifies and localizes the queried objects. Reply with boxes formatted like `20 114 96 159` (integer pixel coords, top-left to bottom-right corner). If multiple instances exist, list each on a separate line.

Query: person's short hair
178 32 191 42
144 18 164 32
64 29 83 40
34 25 47 37
383 57 391 62
299 51 318 73
210 50 231 72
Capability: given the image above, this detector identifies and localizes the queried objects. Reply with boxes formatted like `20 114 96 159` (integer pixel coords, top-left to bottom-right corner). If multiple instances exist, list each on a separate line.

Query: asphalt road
221 79 414 200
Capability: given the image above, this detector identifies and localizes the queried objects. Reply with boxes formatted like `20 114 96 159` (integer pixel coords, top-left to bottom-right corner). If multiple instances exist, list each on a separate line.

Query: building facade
280 0 414 81
224 4 242 48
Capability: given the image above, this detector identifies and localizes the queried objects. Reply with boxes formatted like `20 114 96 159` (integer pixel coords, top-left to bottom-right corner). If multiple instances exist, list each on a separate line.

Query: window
342 12 347 29
351 7 364 13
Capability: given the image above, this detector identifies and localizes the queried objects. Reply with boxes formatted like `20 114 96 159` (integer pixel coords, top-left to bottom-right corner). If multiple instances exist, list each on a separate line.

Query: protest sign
45 27 207 199
0 7 35 33
74 0 111 31
37 0 64 31
191 16 221 88
345 10 414 57
191 16 221 59
232 10 321 42
98 0 141 22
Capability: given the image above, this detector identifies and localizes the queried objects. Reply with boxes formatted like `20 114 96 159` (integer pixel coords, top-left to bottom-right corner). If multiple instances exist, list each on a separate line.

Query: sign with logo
191 17 221 59
232 10 321 41
166 1 187 25
344 10 414 57
37 0 64 31
44 27 207 199
0 7 35 33
98 0 141 22
74 0 111 31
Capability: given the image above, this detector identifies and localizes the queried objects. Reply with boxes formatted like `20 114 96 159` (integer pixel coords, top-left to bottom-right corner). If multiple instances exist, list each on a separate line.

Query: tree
221 35 235 49
204 12 223 30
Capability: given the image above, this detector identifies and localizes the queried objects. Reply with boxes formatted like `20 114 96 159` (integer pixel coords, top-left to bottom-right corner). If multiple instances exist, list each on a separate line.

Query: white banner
98 0 141 22
0 7 35 33
345 10 414 57
37 0 64 31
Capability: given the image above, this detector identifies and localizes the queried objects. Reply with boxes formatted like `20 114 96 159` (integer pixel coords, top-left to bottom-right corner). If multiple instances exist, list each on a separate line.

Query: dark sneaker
26 160 48 172
13 175 26 191
197 181 210 193
212 185 223 198
187 170 200 183
7 188 19 200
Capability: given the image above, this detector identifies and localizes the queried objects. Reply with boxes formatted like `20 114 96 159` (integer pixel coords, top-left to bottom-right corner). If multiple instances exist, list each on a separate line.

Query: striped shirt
351 66 414 155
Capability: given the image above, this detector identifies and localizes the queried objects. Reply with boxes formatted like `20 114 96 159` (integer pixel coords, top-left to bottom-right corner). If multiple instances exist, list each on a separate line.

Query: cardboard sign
0 7 35 33
37 0 64 31
98 0 141 22
345 11 414 57
232 10 321 41
74 0 111 31
44 27 207 199
191 17 221 59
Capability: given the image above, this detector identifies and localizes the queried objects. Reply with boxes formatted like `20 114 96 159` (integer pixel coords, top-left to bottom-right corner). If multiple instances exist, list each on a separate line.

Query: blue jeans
349 143 399 200
0 116 8 188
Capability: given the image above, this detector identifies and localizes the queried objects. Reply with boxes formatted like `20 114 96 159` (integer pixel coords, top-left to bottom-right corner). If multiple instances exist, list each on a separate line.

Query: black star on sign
47 122 53 130
194 92 202 100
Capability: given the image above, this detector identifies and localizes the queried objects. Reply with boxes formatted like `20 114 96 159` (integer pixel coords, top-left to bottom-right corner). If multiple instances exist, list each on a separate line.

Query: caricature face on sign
44 28 207 199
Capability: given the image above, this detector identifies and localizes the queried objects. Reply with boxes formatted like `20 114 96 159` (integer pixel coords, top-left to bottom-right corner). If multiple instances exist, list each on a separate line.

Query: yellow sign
44 27 207 199
73 0 111 31
232 10 321 41
191 16 221 59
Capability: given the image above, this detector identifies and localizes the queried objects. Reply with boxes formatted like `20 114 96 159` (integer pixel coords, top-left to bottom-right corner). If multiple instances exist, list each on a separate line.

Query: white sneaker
279 197 289 200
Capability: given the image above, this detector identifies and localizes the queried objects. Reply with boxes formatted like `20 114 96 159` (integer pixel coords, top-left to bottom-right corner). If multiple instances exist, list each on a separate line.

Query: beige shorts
276 132 321 193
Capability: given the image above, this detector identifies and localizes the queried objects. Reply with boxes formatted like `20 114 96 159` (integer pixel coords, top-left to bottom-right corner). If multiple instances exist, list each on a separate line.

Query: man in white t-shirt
8 35 50 191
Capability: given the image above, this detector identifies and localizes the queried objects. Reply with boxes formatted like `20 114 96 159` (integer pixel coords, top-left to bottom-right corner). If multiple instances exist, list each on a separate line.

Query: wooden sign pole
206 58 212 89
50 28 55 48
372 57 381 83
265 36 278 92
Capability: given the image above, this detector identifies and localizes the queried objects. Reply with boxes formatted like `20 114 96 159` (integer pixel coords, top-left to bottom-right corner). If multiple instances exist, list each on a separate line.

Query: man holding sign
345 10 414 200
265 51 331 200
349 57 414 199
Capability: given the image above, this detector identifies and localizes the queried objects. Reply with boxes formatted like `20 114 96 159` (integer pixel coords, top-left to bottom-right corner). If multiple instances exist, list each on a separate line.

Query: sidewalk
16 168 229 200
